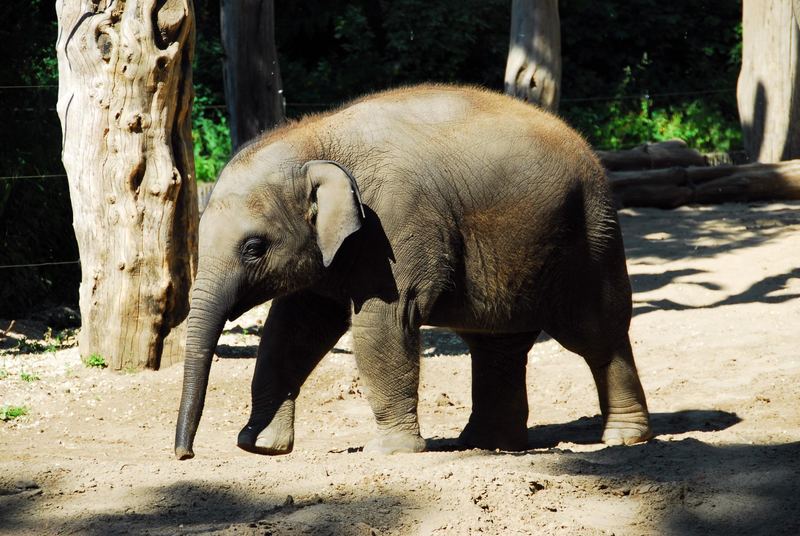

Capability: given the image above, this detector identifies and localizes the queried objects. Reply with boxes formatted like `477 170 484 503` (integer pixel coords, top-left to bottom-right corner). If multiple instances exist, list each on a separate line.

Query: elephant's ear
302 160 365 267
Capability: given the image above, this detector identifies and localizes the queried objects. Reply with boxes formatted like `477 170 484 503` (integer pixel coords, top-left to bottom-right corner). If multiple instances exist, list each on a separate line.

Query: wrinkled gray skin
174 85 652 460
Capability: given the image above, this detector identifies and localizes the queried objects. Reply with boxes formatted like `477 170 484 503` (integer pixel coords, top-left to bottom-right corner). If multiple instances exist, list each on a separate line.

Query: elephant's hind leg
549 318 651 446
585 335 652 445
457 331 539 451
237 292 350 455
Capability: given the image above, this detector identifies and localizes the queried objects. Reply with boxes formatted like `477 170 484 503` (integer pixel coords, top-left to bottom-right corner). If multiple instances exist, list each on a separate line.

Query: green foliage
192 4 230 182
193 98 231 183
558 0 742 150
20 371 40 382
0 405 28 421
83 354 108 369
566 98 742 152
0 369 7 380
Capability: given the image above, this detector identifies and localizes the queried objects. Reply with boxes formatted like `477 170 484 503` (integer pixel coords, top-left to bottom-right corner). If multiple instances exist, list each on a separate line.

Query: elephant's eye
241 237 269 260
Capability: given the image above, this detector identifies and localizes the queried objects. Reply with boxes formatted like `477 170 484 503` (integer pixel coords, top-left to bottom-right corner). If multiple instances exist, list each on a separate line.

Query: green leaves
83 354 108 369
0 405 28 422
565 98 741 152
193 99 232 183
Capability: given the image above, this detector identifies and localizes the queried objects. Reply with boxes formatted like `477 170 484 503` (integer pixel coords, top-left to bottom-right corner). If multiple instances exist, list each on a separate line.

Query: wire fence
0 260 80 270
1 82 738 107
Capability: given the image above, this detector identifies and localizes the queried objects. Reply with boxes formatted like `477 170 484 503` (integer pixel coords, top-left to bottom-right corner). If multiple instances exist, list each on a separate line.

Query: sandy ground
1 201 800 535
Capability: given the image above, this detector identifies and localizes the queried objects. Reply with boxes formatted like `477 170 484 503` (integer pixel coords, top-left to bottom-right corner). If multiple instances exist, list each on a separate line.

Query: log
596 140 707 171
608 160 800 208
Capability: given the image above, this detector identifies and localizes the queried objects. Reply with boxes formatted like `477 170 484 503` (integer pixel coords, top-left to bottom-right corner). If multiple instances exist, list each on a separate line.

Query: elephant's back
317 85 604 201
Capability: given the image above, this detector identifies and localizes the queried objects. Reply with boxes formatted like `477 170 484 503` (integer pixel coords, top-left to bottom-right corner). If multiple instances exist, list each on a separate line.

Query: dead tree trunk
608 160 800 208
504 0 561 111
737 0 800 162
56 0 198 370
221 0 285 151
596 140 707 171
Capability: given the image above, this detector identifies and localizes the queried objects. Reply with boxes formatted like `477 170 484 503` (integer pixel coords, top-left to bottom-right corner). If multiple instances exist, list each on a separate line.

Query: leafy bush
566 98 742 152
193 100 231 183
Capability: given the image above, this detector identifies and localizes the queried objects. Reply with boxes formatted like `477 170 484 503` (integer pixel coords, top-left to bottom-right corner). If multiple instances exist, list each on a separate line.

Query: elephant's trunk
174 272 232 460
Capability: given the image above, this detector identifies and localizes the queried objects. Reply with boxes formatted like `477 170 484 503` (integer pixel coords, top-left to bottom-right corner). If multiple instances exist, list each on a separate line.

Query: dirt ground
1 201 799 535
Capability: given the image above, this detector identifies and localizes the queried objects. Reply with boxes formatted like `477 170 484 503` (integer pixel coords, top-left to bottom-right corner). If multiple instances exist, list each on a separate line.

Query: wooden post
737 0 800 162
220 0 285 151
56 0 198 370
504 0 561 111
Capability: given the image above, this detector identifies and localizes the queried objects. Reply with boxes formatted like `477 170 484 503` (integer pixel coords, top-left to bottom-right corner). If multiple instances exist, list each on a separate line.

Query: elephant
174 84 652 460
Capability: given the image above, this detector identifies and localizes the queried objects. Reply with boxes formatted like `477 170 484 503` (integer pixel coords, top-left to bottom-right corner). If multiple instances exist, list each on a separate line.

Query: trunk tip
175 446 195 460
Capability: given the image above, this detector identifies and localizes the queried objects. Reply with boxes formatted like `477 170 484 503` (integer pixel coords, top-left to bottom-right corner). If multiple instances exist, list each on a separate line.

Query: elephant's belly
425 289 543 334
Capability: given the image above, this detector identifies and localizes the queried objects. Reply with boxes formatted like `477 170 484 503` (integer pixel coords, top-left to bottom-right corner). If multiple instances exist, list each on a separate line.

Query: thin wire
561 88 735 103
0 260 80 270
0 84 58 89
0 174 67 181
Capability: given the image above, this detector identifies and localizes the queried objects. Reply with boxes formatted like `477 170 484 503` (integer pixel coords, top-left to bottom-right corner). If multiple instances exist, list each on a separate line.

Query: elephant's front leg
237 292 349 455
352 300 426 454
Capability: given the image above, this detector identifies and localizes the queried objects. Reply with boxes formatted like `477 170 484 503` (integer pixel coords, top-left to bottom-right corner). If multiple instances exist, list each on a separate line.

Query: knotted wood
56 0 198 370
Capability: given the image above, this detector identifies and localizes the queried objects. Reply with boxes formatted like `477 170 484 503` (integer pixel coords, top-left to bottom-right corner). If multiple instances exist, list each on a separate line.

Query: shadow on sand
621 204 800 317
551 439 800 535
0 481 414 536
426 409 741 452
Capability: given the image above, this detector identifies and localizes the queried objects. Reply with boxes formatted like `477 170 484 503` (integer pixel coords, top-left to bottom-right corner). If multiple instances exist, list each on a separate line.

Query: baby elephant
175 84 652 459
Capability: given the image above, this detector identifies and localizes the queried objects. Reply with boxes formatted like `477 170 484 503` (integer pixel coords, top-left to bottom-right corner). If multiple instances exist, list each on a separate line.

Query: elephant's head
174 155 364 460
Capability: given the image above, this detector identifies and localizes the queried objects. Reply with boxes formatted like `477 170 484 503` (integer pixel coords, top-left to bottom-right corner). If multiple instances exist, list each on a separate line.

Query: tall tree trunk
504 0 561 112
55 0 198 370
220 0 285 151
737 0 800 162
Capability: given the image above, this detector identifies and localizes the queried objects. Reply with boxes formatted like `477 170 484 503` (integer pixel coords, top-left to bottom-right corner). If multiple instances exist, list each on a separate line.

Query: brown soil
2 202 799 535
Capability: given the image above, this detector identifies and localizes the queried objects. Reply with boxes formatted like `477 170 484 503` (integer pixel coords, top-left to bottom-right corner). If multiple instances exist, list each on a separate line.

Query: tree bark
220 0 285 151
608 160 800 208
596 140 707 171
737 0 800 162
56 0 198 370
504 0 561 111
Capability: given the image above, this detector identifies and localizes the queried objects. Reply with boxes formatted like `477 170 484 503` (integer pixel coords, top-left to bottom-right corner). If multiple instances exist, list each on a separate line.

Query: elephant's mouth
227 289 274 321
228 300 256 321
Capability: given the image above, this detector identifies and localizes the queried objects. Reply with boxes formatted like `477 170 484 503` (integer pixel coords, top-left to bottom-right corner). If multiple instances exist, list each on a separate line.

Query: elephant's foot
601 411 652 446
237 400 295 455
458 417 528 451
363 431 426 455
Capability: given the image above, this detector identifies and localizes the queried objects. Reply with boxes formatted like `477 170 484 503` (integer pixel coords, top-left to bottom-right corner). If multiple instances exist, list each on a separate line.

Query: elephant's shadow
425 409 742 452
